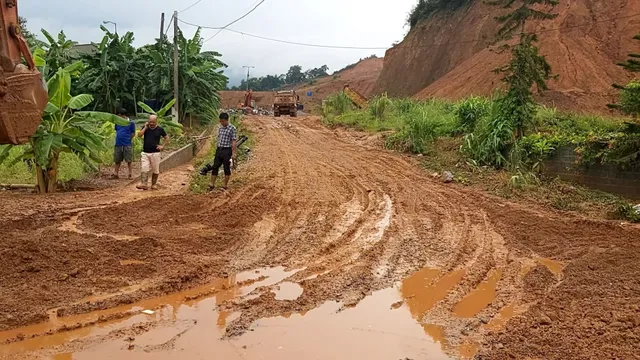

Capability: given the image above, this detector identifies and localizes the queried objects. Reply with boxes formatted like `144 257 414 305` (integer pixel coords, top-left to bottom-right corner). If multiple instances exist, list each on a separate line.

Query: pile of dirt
220 58 384 112
375 0 640 113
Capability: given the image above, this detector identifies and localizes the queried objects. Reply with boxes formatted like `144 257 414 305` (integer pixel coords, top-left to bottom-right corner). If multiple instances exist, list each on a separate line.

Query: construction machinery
273 90 298 118
343 85 368 109
0 1 48 145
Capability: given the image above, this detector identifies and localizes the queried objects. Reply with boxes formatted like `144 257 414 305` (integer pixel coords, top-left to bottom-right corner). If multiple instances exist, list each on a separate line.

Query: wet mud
1 116 639 359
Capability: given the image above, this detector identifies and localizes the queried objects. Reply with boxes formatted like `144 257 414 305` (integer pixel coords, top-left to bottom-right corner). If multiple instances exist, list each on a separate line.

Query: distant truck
273 90 299 117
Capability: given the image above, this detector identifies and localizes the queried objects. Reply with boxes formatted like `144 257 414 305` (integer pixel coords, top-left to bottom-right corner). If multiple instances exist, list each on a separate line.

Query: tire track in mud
210 117 517 356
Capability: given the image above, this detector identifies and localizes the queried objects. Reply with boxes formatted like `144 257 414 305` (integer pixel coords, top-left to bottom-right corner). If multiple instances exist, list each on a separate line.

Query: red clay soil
1 117 639 359
219 91 275 109
375 0 640 114
220 58 384 112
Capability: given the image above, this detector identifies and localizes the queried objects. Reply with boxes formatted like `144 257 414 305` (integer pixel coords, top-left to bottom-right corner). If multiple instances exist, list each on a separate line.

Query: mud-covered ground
1 116 639 359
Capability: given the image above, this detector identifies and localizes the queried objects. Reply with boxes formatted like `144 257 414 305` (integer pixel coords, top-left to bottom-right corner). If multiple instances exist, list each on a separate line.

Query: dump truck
0 1 48 144
273 90 298 118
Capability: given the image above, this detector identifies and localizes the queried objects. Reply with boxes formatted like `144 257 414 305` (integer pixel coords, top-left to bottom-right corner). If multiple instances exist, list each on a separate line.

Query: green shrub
407 0 472 29
455 96 490 134
462 101 513 168
369 94 393 120
386 100 457 153
614 202 640 223
322 92 353 118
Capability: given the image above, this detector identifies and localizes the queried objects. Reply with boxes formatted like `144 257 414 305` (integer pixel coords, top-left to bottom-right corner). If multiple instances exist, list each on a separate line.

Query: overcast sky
21 0 416 86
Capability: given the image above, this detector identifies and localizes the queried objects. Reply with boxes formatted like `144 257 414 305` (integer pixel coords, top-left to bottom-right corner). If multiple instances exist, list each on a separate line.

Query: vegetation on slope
407 0 472 29
322 92 639 222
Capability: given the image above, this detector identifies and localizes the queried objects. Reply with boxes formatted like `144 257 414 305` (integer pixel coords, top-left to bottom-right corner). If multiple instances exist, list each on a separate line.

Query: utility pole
173 11 180 123
243 66 255 91
159 13 165 42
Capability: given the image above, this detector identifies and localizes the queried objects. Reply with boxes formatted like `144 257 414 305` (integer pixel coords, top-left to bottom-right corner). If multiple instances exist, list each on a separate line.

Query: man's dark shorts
114 146 133 164
212 147 232 176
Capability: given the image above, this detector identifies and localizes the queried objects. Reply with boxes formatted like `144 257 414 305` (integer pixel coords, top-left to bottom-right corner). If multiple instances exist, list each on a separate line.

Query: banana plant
39 29 80 79
0 62 128 193
136 99 184 137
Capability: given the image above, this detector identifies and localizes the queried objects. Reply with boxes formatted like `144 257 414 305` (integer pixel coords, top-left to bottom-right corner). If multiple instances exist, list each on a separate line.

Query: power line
179 13 640 50
179 0 204 14
203 0 267 43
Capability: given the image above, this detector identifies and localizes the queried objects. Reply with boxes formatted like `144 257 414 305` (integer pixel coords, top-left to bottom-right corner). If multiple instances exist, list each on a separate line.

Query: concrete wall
159 129 210 173
543 146 640 200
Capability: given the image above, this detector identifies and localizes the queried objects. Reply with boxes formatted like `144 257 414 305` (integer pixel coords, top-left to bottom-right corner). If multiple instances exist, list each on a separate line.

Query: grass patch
322 93 637 221
420 137 625 219
0 146 93 184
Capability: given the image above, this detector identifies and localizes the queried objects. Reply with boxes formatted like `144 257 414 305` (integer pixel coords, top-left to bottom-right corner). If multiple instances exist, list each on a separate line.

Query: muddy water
483 303 523 332
537 258 564 276
453 270 502 318
0 267 297 357
272 282 303 301
1 266 461 360
402 268 466 319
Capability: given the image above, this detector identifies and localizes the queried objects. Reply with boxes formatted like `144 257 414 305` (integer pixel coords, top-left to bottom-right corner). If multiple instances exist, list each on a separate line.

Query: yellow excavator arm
0 0 48 145
343 85 368 109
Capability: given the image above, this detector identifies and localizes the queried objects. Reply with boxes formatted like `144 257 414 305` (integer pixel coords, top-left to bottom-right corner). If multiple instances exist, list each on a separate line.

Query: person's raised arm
137 122 148 138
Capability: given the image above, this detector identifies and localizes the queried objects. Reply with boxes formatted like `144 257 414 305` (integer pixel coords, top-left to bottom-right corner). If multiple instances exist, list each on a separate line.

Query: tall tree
141 28 227 121
488 0 559 138
77 26 143 113
618 33 640 73
286 65 305 84
39 29 79 79
609 32 640 121
18 17 42 50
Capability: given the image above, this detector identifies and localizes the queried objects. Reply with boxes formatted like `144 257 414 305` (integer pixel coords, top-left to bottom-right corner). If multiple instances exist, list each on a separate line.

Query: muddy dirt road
1 116 639 359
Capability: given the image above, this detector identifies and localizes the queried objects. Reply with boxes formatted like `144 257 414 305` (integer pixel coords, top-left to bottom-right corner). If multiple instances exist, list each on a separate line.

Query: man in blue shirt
113 108 136 179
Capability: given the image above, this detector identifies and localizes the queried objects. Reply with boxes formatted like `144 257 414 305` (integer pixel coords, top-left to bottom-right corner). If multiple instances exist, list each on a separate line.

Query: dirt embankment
219 91 275 109
221 58 384 112
375 0 640 113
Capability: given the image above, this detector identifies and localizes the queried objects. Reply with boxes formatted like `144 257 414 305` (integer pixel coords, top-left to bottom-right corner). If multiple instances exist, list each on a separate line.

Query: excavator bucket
343 85 368 109
0 0 47 145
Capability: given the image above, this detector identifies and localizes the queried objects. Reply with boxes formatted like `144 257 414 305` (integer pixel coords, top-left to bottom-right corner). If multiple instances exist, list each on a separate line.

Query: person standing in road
209 113 237 191
112 108 136 180
136 115 169 190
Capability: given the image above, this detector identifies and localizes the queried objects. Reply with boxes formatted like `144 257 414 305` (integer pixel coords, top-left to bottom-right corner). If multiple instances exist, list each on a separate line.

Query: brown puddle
459 341 479 359
0 266 298 357
483 303 525 332
537 258 564 276
401 268 465 320
0 270 462 359
272 282 304 301
453 270 502 318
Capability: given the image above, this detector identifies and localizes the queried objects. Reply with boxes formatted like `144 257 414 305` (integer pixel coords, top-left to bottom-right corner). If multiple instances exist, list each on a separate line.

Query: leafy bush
322 92 353 118
407 0 472 29
369 94 393 120
385 99 457 153
614 202 640 223
455 96 490 134
462 101 513 168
